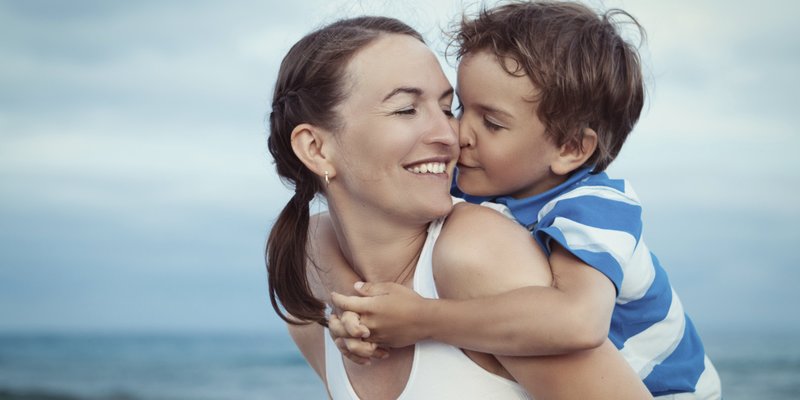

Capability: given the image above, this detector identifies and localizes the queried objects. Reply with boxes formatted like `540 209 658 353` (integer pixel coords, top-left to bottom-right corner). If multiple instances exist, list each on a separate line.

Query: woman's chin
430 195 455 218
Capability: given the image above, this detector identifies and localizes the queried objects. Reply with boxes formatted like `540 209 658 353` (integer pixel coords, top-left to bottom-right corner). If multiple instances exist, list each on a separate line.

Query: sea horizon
1 327 798 399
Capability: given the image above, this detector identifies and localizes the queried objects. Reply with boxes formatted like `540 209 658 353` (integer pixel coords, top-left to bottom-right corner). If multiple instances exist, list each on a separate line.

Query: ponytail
267 184 326 325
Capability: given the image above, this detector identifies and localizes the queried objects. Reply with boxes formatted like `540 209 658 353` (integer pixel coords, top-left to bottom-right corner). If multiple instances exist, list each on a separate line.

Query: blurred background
1 0 798 399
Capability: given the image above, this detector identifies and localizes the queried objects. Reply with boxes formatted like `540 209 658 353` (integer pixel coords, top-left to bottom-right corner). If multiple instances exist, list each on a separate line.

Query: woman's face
328 34 458 225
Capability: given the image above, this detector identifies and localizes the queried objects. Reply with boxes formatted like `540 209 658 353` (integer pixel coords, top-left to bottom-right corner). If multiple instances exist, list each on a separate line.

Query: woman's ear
551 128 598 176
290 123 337 180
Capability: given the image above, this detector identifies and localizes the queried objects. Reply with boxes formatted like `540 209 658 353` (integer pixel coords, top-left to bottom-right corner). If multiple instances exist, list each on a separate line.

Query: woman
267 16 650 399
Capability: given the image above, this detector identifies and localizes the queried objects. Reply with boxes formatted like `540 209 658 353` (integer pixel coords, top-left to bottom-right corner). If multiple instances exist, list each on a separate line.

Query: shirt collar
495 167 593 228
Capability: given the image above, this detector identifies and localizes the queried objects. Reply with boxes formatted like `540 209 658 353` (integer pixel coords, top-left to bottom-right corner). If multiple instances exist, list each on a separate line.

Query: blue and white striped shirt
459 167 721 398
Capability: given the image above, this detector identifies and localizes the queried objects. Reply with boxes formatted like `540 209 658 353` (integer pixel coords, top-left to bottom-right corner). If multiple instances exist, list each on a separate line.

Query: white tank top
324 213 530 399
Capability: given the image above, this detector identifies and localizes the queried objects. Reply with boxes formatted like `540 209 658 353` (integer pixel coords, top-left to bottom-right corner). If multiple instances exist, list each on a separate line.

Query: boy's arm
331 215 617 356
434 242 615 355
434 202 650 398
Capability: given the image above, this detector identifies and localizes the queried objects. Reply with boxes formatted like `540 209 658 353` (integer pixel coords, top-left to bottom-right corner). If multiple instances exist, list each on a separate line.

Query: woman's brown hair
452 1 645 172
267 17 424 326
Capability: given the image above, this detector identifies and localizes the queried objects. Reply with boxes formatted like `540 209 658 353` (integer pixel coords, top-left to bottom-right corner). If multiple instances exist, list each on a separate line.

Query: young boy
328 1 721 398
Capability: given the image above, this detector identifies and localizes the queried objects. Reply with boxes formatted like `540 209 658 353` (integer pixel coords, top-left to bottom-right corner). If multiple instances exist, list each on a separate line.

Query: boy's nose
458 119 475 148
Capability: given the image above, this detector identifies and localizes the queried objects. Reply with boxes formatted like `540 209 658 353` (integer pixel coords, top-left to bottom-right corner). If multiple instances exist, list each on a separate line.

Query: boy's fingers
345 354 371 365
373 346 390 360
341 311 370 338
335 339 371 365
354 281 391 297
331 291 369 314
334 338 349 354
343 337 378 359
328 315 349 339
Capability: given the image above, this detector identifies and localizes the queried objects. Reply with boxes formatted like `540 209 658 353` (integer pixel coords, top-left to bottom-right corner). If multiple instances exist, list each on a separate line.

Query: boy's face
456 50 564 199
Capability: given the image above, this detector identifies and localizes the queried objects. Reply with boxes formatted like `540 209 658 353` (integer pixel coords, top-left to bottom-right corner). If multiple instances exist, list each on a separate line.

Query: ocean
0 332 326 400
0 330 797 399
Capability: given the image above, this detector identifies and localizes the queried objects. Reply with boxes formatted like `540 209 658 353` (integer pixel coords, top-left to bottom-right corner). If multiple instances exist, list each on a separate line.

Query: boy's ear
551 128 598 176
290 123 337 181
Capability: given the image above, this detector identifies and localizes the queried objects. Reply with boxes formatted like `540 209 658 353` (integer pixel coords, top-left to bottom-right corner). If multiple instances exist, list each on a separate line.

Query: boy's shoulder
533 173 646 287
535 171 645 243
550 171 642 211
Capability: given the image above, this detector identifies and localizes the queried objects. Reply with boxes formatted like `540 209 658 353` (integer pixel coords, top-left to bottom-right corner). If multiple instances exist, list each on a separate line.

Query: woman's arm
287 321 326 381
433 202 650 399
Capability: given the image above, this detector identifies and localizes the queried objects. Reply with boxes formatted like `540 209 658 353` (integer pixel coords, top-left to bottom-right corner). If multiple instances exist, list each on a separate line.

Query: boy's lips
456 161 481 170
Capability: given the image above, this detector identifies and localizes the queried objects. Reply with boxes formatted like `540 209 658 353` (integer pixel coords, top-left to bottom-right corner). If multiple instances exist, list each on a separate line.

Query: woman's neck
327 201 429 285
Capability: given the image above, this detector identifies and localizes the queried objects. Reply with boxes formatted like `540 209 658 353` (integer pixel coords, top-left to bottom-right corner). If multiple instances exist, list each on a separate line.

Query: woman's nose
425 110 458 146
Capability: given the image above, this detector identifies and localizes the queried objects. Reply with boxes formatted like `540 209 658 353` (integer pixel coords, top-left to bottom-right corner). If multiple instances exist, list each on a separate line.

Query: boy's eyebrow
454 89 514 119
477 103 515 120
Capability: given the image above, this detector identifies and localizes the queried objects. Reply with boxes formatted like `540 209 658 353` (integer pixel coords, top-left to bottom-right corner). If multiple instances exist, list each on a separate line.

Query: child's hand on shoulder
328 312 388 364
331 281 432 349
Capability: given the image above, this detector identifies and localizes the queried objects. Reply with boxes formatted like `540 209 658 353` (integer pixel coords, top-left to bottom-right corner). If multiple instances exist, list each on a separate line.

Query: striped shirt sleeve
533 184 643 293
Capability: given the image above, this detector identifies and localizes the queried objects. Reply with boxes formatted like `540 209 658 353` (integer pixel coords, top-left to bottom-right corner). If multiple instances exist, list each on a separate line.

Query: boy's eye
483 117 504 131
442 107 454 118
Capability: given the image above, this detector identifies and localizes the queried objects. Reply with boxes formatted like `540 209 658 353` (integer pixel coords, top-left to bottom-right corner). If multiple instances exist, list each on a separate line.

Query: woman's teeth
406 162 446 174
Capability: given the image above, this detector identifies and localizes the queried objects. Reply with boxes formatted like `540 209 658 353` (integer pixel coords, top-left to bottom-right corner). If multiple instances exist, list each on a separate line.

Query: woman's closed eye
393 107 417 116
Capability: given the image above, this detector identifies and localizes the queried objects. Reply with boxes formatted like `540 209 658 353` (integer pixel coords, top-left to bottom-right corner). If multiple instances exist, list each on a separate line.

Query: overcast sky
1 0 798 335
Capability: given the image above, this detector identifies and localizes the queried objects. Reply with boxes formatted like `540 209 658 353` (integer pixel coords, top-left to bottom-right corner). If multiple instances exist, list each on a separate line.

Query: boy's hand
331 281 431 348
328 312 389 364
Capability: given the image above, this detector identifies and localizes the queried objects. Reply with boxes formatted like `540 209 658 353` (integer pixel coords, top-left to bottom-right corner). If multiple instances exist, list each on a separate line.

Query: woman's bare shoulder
433 202 552 299
437 202 532 260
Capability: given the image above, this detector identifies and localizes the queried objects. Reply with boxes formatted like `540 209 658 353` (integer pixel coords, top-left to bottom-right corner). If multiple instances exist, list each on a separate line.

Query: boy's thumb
354 281 371 296
354 281 390 297
331 291 361 313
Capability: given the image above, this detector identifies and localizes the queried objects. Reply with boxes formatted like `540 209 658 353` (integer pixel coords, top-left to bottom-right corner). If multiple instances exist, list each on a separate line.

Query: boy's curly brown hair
451 1 645 172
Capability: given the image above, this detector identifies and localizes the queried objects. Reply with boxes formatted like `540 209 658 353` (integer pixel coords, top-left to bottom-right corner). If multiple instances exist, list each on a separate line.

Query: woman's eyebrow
382 87 422 102
439 87 454 101
382 87 453 103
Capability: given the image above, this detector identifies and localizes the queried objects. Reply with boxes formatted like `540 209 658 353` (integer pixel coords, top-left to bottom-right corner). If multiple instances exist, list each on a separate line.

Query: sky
1 0 798 335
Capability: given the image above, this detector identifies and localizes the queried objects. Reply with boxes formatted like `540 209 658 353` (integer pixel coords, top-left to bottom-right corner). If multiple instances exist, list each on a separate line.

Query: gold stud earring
324 171 330 186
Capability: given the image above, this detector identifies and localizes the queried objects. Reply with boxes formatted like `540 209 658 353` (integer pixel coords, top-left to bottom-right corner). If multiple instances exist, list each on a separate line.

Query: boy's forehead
458 50 540 100
461 50 525 75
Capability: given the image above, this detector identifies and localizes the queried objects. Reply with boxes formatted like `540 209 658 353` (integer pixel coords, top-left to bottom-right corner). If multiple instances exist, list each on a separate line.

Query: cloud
616 0 800 135
1 0 798 332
